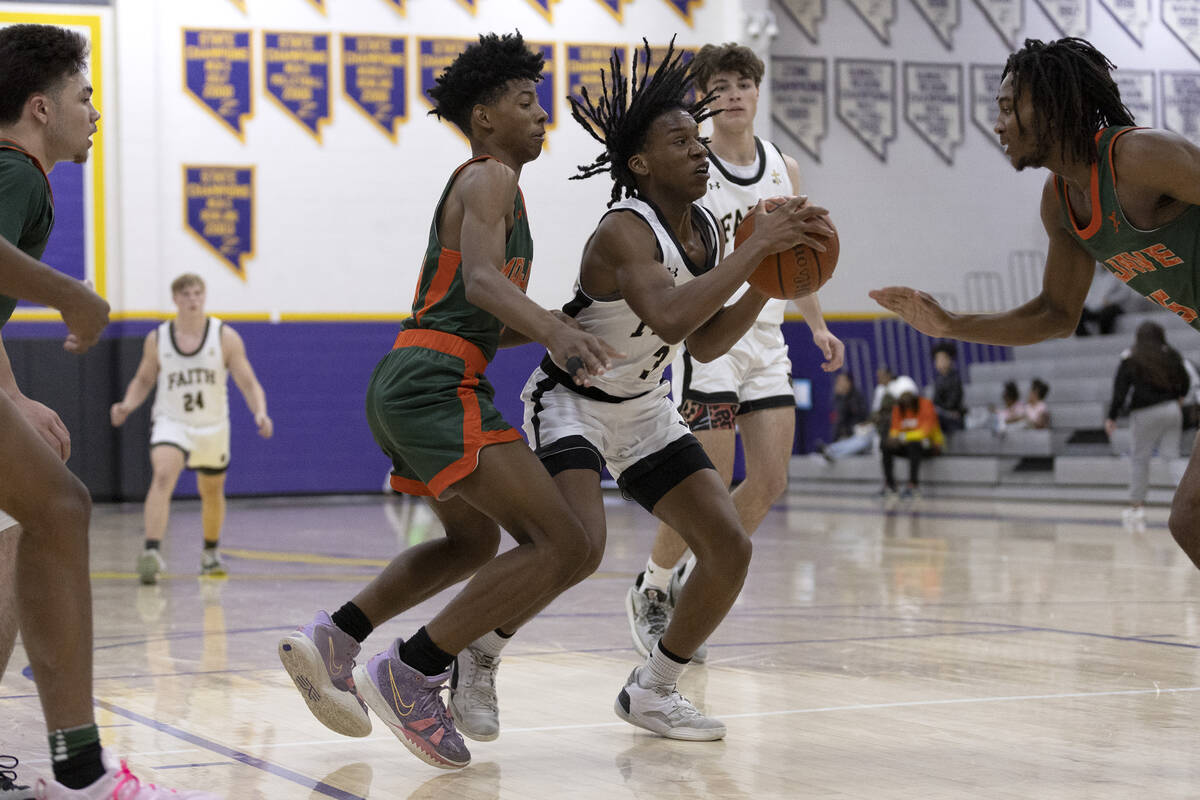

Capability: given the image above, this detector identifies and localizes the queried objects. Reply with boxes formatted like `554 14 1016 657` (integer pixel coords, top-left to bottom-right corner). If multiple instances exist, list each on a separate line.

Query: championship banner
454 0 480 13
1163 72 1200 146
771 56 827 161
639 43 700 104
306 0 326 13
228 0 246 11
592 0 630 20
342 34 407 142
846 0 896 44
973 0 1023 48
1035 0 1088 37
1163 0 1200 63
910 0 959 48
567 42 627 108
418 36 472 136
264 31 331 142
380 0 405 12
969 64 1005 152
1116 69 1156 126
1099 0 1149 45
835 58 896 162
528 41 558 140
658 0 701 25
524 0 560 20
904 62 963 164
779 0 826 44
184 166 254 279
183 29 253 140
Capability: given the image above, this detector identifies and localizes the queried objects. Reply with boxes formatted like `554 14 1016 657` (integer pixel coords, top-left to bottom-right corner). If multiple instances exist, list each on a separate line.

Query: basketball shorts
521 368 714 513
151 416 230 473
368 329 522 500
678 321 793 430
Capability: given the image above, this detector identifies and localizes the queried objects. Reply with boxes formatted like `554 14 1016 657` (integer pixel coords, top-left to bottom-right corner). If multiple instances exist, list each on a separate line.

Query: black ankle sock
143 540 160 551
51 737 105 790
494 628 514 639
400 626 454 676
331 602 373 644
657 640 690 665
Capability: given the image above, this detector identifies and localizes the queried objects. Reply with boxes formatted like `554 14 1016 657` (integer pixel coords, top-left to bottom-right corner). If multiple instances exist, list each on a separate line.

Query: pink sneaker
36 753 221 798
278 610 371 737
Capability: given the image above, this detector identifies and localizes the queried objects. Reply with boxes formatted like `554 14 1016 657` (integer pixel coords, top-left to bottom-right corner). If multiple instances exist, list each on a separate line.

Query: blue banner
591 0 628 19
529 41 557 138
183 29 252 139
184 166 254 279
659 0 701 24
525 0 559 19
638 44 699 104
567 42 627 107
342 35 407 141
380 0 405 11
418 36 473 117
264 31 331 141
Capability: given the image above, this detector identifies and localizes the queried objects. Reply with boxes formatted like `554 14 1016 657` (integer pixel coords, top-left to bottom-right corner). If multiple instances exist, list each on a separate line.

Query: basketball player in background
443 40 830 743
110 273 273 584
625 42 844 662
872 37 1200 571
0 23 219 800
277 32 619 770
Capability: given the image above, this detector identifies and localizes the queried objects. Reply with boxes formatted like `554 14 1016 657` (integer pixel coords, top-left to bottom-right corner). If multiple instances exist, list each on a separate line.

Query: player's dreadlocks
569 37 717 206
427 32 543 136
1002 37 1134 165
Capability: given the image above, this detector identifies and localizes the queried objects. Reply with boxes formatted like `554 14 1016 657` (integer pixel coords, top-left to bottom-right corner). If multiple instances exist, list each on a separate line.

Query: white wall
768 0 1200 313
113 0 748 317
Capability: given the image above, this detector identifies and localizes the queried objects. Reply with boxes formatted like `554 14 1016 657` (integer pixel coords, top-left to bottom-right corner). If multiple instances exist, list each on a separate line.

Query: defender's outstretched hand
869 286 952 338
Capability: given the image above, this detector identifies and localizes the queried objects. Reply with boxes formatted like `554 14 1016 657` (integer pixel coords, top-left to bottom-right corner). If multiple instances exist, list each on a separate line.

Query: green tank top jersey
402 156 534 364
1056 126 1200 332
0 142 55 327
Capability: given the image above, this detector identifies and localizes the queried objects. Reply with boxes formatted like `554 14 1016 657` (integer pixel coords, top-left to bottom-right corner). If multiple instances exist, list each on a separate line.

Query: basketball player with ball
464 39 830 741
872 37 1200 571
624 42 843 662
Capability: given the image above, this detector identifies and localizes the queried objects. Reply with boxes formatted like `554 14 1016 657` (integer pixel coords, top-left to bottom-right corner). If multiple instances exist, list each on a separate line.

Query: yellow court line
219 548 390 567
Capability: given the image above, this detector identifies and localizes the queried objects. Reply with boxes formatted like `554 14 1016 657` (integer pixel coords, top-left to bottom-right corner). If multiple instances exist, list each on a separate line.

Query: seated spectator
880 383 943 499
1022 378 1051 429
831 372 867 441
990 380 1026 433
1076 264 1130 336
818 368 908 461
930 341 965 435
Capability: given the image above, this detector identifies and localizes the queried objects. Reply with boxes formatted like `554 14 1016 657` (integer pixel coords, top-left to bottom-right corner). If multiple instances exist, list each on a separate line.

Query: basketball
733 199 839 299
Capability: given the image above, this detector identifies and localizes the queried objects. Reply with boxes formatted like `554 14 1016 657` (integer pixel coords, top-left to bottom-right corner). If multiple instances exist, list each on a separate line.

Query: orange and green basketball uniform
0 140 55 327
1057 126 1200 331
369 156 533 498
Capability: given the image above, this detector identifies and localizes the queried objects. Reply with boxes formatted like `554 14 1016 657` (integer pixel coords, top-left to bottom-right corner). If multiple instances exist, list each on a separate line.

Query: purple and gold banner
184 166 254 279
342 35 407 142
525 0 560 20
659 0 701 25
306 0 327 13
639 43 699 104
228 0 246 12
567 43 627 107
264 31 331 141
592 0 629 19
454 0 480 13
183 29 253 139
418 36 472 118
528 41 557 138
380 0 405 12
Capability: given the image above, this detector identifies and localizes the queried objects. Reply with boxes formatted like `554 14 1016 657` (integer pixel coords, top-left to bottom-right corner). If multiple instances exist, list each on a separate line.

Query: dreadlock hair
1001 38 1134 165
426 32 543 137
569 37 717 206
0 24 89 126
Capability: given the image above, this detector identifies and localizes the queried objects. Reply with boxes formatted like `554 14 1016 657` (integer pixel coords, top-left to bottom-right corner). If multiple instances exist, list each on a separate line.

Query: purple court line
154 762 236 770
91 698 366 800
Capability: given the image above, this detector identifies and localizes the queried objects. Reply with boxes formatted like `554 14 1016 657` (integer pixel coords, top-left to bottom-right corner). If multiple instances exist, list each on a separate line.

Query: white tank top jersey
151 317 229 426
562 196 720 398
700 136 794 327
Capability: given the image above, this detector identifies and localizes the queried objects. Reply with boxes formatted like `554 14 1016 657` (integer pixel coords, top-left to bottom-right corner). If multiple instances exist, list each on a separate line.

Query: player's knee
38 476 91 536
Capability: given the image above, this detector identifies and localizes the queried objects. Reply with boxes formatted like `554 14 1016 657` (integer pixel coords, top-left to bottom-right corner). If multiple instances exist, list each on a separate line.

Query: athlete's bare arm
0 332 70 459
443 159 621 385
222 324 273 439
110 330 160 427
871 177 1095 345
587 196 823 346
0 236 108 353
681 227 772 362
783 152 844 372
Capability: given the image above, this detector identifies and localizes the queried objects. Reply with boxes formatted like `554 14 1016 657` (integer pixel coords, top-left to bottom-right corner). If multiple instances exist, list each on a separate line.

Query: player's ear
470 103 491 135
627 153 649 177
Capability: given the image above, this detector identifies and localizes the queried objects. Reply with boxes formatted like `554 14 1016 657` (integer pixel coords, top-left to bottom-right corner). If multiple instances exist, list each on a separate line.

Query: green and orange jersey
402 155 534 364
0 140 55 327
1057 126 1200 332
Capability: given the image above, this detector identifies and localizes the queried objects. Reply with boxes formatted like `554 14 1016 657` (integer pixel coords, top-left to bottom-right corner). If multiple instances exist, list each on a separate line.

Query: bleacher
792 309 1197 503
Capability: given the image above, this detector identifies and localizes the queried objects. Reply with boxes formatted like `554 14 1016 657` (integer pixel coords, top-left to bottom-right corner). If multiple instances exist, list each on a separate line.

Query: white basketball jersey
151 317 229 426
700 137 794 326
564 196 720 398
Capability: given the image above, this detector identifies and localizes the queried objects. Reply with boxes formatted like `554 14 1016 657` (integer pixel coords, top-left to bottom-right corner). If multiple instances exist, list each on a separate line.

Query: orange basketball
733 199 839 300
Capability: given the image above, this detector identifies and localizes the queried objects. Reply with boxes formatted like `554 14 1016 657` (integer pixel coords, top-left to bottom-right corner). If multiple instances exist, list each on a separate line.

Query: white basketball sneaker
35 752 222 798
613 668 726 741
